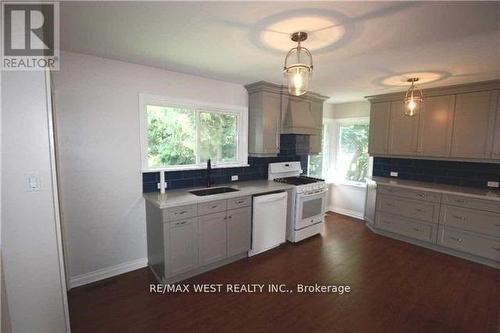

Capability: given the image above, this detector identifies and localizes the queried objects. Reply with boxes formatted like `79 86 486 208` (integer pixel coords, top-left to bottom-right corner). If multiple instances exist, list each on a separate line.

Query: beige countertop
143 180 295 209
368 176 500 202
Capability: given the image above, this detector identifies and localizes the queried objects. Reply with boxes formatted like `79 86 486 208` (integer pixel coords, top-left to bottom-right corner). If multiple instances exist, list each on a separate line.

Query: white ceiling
60 1 500 103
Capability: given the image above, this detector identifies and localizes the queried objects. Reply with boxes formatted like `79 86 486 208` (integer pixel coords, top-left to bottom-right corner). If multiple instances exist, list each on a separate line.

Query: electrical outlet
157 182 167 189
487 181 499 188
390 171 398 177
231 175 238 181
26 173 41 192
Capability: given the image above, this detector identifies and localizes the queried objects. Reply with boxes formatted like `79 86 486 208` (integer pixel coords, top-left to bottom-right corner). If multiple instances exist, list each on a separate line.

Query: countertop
143 180 295 209
368 176 500 202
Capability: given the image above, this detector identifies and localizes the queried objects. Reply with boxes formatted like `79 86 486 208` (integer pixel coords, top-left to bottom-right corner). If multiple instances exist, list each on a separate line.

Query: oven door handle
299 188 328 198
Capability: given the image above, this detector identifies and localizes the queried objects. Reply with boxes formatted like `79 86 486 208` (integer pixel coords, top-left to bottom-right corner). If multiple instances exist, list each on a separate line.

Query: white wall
53 52 248 286
2 71 69 332
323 101 370 220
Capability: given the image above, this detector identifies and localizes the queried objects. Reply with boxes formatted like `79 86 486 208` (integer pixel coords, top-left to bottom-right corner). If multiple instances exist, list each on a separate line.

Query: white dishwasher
249 191 288 256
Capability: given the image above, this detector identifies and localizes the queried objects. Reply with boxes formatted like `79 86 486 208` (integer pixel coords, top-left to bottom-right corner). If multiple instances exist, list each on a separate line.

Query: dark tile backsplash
143 134 310 192
373 157 500 189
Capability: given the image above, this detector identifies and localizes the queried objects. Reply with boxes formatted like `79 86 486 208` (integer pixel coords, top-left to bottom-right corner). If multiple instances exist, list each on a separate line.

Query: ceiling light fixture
283 32 313 96
404 78 423 116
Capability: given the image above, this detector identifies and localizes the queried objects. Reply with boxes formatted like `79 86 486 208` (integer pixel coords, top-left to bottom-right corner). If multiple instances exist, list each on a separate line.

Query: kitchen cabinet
226 207 252 257
417 95 455 157
368 80 500 162
370 180 500 268
246 89 281 156
308 100 323 154
198 211 227 265
245 81 328 156
451 91 498 159
368 102 391 155
492 92 500 159
166 218 199 277
388 101 419 155
146 195 253 283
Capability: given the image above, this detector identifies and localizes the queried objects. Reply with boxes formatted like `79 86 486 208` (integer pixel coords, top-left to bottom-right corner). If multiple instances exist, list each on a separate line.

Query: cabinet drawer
442 194 500 214
440 205 500 237
438 226 500 262
378 185 441 203
197 200 227 216
377 195 439 223
164 204 197 222
376 213 436 243
227 196 251 210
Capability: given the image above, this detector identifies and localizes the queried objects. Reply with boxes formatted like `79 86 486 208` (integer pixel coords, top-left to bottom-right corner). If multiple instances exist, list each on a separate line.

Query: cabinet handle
492 247 500 252
175 221 187 225
413 228 421 232
450 236 463 242
452 214 466 221
495 224 500 227
228 216 232 219
176 211 187 215
417 193 425 198
210 205 218 209
454 199 465 204
415 208 423 212
236 200 244 204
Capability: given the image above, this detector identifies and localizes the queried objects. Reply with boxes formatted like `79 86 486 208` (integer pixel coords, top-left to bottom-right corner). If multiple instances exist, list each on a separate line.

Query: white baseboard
327 206 365 220
69 257 148 289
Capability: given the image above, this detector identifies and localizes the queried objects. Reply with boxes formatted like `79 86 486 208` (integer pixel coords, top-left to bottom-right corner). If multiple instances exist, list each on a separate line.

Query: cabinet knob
450 236 463 242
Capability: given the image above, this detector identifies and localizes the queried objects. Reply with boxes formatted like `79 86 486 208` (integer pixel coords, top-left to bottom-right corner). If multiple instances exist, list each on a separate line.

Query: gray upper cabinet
198 211 227 266
226 207 252 257
417 95 455 157
246 81 328 157
451 90 498 159
246 89 281 157
492 91 500 159
166 218 199 277
388 101 419 155
368 102 391 155
367 80 500 162
308 100 323 154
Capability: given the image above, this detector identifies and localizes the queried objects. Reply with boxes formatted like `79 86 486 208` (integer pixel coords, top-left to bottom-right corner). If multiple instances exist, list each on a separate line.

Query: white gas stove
268 162 328 242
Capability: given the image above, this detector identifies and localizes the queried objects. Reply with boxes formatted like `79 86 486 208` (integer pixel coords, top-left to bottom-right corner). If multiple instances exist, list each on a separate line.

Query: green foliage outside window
146 105 238 168
339 124 369 182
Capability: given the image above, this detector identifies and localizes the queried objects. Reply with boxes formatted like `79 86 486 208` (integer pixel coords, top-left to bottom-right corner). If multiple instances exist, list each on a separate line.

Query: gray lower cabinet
147 196 252 282
371 183 500 267
227 207 252 257
166 218 199 277
198 211 227 265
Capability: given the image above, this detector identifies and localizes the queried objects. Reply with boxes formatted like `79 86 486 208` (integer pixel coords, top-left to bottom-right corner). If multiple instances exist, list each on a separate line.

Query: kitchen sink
189 187 239 196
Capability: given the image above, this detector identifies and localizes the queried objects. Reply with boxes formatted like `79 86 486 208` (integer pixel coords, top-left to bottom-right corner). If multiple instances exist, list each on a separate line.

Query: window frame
139 93 248 172
333 117 370 187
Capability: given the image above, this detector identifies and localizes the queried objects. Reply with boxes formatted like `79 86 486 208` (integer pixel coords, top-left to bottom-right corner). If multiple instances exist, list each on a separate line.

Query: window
140 94 248 171
335 120 369 183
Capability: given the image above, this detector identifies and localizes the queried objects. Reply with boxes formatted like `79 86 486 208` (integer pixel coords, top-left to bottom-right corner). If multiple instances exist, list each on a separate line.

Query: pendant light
283 32 313 96
403 78 423 116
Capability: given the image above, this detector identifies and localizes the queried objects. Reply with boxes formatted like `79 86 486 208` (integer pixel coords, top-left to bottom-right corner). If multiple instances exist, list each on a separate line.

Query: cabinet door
368 102 391 155
388 101 419 155
492 92 500 159
227 207 252 257
451 91 498 159
198 211 227 265
417 95 455 157
247 91 281 156
309 132 322 155
166 218 198 277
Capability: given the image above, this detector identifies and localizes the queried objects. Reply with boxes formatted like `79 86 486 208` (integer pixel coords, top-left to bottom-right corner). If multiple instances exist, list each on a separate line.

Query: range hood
281 95 317 135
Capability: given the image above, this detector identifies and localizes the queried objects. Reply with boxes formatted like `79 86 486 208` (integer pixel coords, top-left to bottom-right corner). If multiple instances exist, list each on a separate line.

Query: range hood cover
282 97 316 135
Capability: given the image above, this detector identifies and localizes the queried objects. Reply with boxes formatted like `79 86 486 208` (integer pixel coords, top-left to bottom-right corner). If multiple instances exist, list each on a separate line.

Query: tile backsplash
143 134 310 192
373 157 500 189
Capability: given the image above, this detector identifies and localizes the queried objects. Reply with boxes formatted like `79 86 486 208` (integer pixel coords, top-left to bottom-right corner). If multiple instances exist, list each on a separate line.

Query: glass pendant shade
284 32 313 96
403 78 423 116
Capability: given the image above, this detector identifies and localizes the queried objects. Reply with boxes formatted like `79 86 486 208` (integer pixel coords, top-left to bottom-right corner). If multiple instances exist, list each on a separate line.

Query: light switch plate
231 175 238 181
487 181 499 188
26 173 41 192
157 182 167 189
390 171 398 177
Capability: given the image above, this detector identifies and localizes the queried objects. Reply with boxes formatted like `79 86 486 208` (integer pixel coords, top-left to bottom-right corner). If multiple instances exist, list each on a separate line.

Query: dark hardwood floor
68 213 500 333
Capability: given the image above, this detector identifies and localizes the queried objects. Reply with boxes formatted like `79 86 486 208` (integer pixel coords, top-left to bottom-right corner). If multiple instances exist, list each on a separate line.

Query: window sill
142 164 250 173
326 180 367 188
